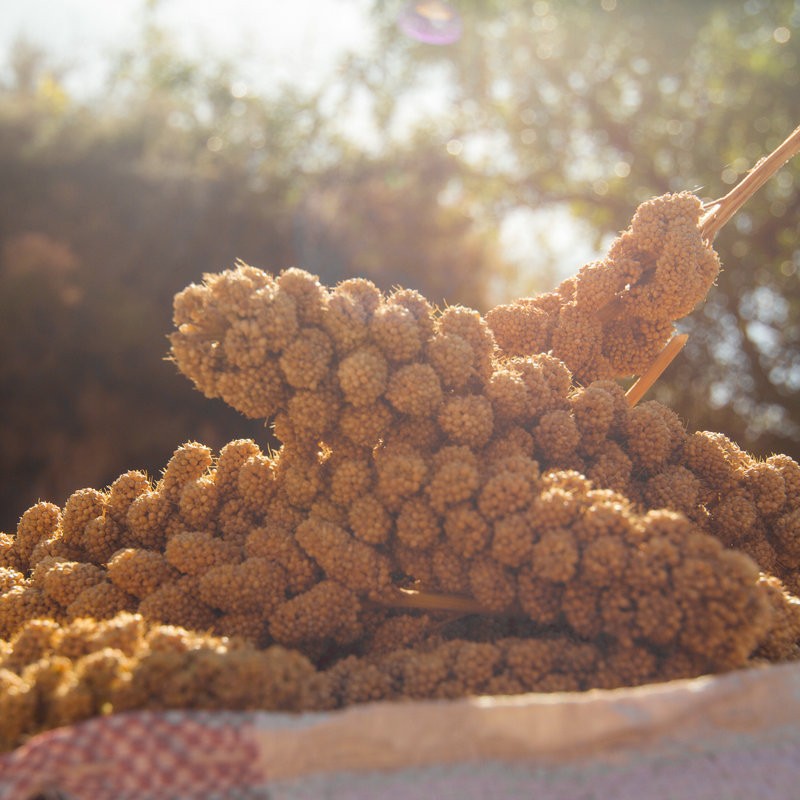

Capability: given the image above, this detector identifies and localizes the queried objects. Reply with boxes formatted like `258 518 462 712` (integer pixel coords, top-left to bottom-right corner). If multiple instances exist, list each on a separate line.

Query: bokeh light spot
536 43 554 60
658 76 679 94
776 172 794 191
666 119 683 135
167 110 191 130
780 260 797 277
446 138 463 155
541 14 558 32
732 240 750 258
770 200 786 217
721 167 738 185
397 1 462 45
773 27 791 44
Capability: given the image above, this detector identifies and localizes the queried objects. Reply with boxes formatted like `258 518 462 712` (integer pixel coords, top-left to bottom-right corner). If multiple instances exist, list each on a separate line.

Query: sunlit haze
1 0 374 96
0 0 607 293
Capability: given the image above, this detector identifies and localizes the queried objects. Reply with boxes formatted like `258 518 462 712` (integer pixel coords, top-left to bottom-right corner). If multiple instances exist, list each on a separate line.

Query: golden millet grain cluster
2 192 799 752
487 192 720 383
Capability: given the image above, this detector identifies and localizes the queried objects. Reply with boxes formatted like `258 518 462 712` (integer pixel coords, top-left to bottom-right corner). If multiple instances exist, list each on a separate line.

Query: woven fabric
0 711 263 800
3 662 800 800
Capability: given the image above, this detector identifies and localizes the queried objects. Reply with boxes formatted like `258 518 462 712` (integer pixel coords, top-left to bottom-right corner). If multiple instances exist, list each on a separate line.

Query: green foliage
361 0 800 458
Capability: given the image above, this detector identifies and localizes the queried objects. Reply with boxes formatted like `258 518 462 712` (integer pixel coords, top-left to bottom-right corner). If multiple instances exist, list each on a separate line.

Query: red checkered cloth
0 711 265 799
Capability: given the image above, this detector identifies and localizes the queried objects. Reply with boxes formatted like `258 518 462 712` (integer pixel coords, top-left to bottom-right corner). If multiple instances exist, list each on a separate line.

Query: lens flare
397 1 463 45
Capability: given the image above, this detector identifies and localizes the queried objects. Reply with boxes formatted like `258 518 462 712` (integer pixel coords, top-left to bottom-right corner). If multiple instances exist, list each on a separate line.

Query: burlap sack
2 660 799 799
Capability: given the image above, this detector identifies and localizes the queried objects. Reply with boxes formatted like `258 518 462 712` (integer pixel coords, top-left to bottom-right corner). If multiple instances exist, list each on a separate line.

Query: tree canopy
354 0 800 455
0 0 798 529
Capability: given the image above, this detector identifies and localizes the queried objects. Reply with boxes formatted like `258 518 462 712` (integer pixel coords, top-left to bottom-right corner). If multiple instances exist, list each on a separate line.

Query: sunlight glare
397 1 463 45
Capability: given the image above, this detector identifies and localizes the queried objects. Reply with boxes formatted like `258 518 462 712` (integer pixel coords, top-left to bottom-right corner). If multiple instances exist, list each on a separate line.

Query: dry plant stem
625 333 689 407
374 588 505 615
701 123 800 242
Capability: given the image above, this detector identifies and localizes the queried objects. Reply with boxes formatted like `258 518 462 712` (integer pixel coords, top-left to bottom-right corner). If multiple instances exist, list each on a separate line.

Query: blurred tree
357 0 800 459
0 11 506 530
2 0 799 530
293 143 507 310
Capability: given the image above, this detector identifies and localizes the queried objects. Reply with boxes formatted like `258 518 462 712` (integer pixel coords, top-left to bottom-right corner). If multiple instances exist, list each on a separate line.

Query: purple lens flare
398 1 463 45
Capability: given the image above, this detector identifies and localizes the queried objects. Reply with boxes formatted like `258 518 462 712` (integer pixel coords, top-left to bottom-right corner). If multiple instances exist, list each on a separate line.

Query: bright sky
1 0 375 96
0 0 596 291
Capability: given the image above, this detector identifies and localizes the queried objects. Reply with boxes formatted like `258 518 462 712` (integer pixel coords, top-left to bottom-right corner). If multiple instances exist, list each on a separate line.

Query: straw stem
373 588 509 615
626 333 689 407
700 124 800 242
